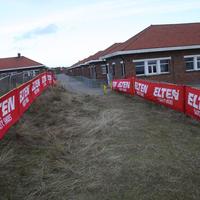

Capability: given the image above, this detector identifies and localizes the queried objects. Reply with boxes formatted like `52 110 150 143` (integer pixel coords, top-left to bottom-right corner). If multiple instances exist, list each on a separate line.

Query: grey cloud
14 23 58 40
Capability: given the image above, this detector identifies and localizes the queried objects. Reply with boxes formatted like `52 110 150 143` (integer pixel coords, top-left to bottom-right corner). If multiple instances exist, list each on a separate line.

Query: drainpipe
172 57 175 84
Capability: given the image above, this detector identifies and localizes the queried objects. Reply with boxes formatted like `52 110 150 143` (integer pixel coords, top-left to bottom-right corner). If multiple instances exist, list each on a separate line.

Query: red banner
47 73 53 85
185 86 200 120
134 79 185 112
40 73 48 92
0 72 57 140
31 76 42 99
53 76 57 86
0 89 20 139
18 81 33 117
112 79 134 95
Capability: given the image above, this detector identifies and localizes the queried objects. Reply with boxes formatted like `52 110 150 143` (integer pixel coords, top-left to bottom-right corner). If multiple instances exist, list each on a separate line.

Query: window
133 57 171 76
160 60 169 72
24 72 28 78
184 55 200 71
135 62 145 75
148 61 157 74
28 71 33 76
197 57 200 69
186 58 194 70
35 70 40 76
101 65 107 74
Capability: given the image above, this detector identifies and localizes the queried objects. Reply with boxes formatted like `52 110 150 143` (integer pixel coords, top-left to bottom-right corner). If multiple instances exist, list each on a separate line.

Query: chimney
17 53 21 60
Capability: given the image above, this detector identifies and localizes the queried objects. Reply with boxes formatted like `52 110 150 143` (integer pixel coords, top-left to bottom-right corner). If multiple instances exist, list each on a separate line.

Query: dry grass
1 85 200 199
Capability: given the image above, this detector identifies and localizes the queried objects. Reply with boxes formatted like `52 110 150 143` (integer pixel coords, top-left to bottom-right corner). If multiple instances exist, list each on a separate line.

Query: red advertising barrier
134 79 185 113
31 76 43 100
185 86 200 120
0 72 56 139
18 81 33 117
0 89 20 139
47 73 53 85
112 79 134 95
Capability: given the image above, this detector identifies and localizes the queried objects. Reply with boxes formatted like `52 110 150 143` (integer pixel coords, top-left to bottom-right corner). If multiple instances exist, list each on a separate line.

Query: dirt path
56 74 110 95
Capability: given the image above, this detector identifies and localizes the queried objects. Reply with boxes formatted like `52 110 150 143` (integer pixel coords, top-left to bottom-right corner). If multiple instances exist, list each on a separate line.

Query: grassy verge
0 85 200 199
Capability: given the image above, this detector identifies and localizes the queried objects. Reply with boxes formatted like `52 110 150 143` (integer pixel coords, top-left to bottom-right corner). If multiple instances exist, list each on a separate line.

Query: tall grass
1 86 200 199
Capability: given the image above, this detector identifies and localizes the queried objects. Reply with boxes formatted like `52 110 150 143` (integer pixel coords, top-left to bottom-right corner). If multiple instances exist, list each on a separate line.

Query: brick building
68 23 200 84
67 43 122 82
0 53 47 77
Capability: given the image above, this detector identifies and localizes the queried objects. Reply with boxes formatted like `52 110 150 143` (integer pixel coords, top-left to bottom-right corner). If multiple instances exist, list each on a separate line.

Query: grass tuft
1 85 200 199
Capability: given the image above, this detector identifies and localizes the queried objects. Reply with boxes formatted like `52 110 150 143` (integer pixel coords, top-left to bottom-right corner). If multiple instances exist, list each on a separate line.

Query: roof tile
0 55 44 71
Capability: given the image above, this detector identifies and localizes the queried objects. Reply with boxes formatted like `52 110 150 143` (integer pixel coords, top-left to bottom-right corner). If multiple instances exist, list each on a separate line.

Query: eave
100 45 200 59
0 65 47 72
85 59 105 64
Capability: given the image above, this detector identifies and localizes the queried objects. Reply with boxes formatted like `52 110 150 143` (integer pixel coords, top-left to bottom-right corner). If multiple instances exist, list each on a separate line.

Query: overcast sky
0 0 200 67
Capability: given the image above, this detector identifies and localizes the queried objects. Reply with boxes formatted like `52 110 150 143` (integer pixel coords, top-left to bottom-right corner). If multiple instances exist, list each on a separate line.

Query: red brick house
67 43 122 82
86 43 122 81
0 53 47 77
69 23 200 84
100 23 200 84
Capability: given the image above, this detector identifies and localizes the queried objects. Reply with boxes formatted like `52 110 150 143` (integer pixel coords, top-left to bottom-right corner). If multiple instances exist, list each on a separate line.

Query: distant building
0 53 47 77
68 23 200 84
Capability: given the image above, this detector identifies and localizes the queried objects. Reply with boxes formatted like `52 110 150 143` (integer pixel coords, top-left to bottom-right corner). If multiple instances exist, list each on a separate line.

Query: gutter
85 59 104 64
100 45 200 59
0 65 47 72
69 58 105 69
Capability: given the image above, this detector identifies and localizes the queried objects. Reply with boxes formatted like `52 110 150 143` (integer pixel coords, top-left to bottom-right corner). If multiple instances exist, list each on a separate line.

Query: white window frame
101 65 107 75
34 70 40 77
148 60 157 75
184 55 200 71
135 61 145 75
133 57 171 76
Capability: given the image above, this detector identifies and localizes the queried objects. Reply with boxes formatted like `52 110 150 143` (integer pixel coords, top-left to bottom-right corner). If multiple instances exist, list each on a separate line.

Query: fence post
9 74 12 91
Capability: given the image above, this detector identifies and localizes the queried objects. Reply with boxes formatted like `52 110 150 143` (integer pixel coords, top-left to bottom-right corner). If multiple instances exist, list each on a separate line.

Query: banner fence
112 77 200 121
2 74 200 139
0 72 56 139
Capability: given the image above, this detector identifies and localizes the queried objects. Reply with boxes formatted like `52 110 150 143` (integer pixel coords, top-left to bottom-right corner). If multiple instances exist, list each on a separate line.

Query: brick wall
105 49 200 84
89 62 107 81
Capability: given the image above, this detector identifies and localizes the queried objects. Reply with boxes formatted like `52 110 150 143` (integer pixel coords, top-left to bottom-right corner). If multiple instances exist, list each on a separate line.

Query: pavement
56 74 111 95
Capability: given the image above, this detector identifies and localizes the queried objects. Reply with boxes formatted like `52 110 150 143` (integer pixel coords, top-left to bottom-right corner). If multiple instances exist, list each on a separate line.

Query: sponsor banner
134 79 185 112
18 81 33 117
47 72 57 86
0 89 19 139
0 72 57 140
40 73 48 91
53 76 57 86
47 73 53 85
112 79 134 95
185 86 200 120
31 76 42 99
